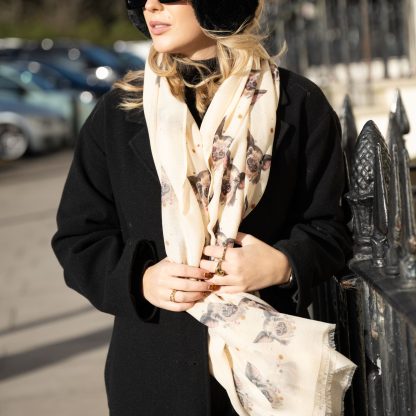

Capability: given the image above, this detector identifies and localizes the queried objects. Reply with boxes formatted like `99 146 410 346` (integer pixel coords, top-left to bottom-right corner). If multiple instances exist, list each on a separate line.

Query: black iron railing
313 92 416 415
264 0 412 79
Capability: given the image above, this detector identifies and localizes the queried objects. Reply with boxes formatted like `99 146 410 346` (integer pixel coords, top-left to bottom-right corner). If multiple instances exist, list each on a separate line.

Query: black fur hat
126 0 259 38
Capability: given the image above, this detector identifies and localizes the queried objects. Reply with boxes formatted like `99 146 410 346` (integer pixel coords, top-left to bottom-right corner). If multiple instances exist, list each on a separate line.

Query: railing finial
372 144 389 267
386 111 406 153
390 89 410 135
347 121 391 264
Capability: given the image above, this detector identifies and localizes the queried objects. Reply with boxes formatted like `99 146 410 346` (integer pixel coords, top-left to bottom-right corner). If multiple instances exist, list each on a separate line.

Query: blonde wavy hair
114 0 279 116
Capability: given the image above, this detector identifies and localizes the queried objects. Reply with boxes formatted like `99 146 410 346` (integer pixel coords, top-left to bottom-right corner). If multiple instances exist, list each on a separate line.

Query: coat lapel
274 119 290 153
126 109 159 181
272 83 291 154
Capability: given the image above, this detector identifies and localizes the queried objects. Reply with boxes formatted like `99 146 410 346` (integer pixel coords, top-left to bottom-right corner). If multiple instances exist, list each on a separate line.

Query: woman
52 0 354 415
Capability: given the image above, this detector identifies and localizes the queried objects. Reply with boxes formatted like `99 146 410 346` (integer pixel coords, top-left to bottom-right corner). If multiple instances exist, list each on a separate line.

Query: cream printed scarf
143 56 356 415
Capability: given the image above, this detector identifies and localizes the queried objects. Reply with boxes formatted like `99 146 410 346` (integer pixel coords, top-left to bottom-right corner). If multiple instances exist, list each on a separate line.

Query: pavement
0 150 112 416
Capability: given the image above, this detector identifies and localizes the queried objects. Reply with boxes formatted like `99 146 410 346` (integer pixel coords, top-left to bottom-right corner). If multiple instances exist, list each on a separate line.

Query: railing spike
372 144 389 267
386 111 406 153
340 95 358 172
390 89 410 135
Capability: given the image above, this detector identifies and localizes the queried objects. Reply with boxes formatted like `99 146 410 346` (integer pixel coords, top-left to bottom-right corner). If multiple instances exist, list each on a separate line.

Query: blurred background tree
0 0 145 44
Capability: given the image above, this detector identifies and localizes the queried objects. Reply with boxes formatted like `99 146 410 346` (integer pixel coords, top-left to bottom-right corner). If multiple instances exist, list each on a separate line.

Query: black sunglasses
126 0 184 10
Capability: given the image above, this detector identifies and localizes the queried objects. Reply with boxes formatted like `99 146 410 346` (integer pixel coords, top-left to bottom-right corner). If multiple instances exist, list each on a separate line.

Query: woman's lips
149 21 171 35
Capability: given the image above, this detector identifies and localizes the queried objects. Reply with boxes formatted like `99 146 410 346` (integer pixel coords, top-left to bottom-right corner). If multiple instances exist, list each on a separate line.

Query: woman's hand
142 258 214 312
200 232 292 294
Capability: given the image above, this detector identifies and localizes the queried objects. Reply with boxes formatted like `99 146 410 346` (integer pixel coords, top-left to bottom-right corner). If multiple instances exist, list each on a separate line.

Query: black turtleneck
178 57 219 128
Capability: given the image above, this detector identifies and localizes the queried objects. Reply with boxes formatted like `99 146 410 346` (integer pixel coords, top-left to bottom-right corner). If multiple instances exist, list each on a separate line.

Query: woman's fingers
161 287 210 312
143 258 225 312
201 245 242 275
154 273 216 312
166 275 214 292
235 232 258 246
206 274 241 287
199 257 242 277
165 261 213 280
165 288 209 304
202 244 229 259
200 258 219 274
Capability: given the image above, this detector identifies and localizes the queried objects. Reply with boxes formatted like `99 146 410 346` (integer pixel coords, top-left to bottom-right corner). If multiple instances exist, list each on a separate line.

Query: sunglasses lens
126 0 183 9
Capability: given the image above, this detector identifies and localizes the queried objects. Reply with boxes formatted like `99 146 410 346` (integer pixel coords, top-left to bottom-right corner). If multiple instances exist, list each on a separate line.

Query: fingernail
208 284 220 291
204 272 214 279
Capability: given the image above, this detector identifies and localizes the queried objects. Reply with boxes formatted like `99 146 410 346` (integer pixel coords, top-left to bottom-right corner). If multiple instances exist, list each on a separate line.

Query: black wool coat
51 67 352 416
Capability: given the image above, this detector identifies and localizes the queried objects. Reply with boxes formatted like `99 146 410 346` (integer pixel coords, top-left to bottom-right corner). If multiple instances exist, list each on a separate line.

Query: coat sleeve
273 108 352 318
51 95 158 321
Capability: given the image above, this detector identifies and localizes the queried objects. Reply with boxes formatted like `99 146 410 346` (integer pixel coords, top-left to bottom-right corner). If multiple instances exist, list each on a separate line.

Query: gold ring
170 289 177 303
214 259 226 276
221 246 228 260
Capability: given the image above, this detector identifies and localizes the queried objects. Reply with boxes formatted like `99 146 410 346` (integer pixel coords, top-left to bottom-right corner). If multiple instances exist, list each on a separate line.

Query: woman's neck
186 44 217 60
179 57 219 86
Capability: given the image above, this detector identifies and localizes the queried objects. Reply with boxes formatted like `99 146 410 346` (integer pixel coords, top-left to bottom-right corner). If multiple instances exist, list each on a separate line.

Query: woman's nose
143 0 163 12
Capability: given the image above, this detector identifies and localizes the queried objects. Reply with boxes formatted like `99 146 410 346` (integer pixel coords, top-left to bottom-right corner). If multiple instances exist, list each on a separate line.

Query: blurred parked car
7 60 74 90
0 100 69 160
0 64 96 138
0 55 111 96
4 60 96 127
0 38 127 84
111 50 145 72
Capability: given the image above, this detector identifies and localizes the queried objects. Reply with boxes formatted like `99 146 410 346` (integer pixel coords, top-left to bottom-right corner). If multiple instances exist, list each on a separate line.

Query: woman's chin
150 36 216 58
151 40 182 55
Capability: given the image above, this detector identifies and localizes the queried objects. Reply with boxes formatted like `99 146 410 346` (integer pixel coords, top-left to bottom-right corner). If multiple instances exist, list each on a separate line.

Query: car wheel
0 124 29 161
